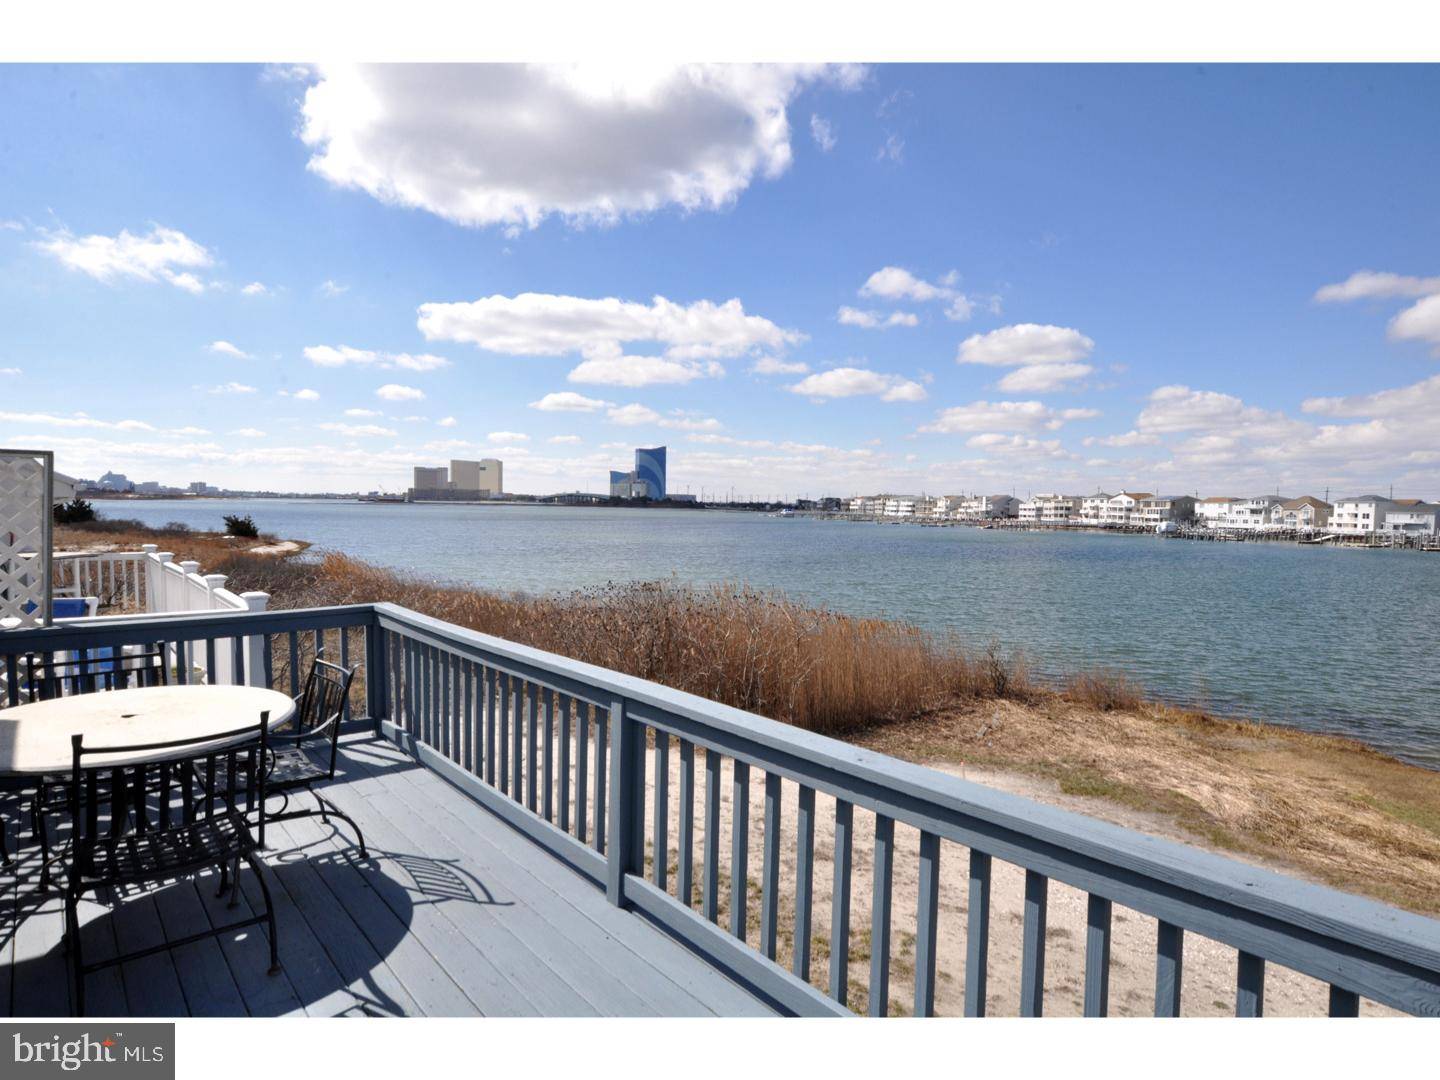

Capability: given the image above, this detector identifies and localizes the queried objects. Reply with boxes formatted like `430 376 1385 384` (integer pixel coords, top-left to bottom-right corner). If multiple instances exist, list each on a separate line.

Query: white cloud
836 306 918 330
568 349 723 387
810 113 836 152
749 356 809 376
231 427 267 438
1314 270 1440 303
996 362 1095 393
209 382 256 395
0 410 163 432
964 434 1074 460
35 224 212 292
1302 373 1440 420
208 340 250 360
789 366 927 403
304 344 450 371
437 416 457 428
549 435 582 444
1388 294 1440 354
958 323 1094 367
1136 385 1286 435
487 430 530 442
240 281 269 296
284 388 321 401
418 292 801 381
607 403 661 426
658 412 723 432
320 279 348 297
376 383 424 402
298 64 864 229
860 266 947 302
344 407 382 417
1 367 21 376
529 391 613 413
318 421 397 437
876 134 904 163
918 400 1097 434
1083 430 1160 448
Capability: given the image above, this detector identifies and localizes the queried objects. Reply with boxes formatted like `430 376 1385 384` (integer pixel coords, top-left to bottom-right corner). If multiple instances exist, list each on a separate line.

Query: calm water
107 499 1440 767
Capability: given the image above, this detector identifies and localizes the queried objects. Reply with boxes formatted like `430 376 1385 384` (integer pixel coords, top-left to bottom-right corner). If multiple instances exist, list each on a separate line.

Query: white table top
0 684 296 774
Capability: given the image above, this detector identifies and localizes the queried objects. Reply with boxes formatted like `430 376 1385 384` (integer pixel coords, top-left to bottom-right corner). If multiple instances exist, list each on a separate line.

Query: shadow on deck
0 731 775 1017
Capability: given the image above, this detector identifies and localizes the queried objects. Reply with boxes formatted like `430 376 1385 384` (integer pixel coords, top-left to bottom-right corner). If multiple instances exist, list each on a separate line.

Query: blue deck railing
4 602 1439 1017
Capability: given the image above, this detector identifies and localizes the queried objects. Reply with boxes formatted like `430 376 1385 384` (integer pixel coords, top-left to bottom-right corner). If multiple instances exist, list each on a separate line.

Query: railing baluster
526 681 539 813
558 695 572 832
463 660 474 772
830 798 853 1006
575 701 590 843
1328 985 1360 1017
1021 869 1049 1017
794 784 815 982
173 640 187 684
287 630 299 697
869 814 894 1016
484 666 496 786
498 674 511 795
542 688 555 822
594 706 607 854
339 625 351 723
511 678 524 800
605 694 644 906
652 729 669 889
760 772 781 960
914 830 940 1017
1155 921 1185 1017
204 637 217 685
730 760 750 941
1084 895 1112 1017
231 635 245 688
703 748 721 922
439 650 451 759
1236 952 1266 1017
678 738 695 908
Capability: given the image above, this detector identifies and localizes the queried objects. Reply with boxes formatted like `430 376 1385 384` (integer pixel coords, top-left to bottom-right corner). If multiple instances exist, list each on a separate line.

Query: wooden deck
0 730 776 1017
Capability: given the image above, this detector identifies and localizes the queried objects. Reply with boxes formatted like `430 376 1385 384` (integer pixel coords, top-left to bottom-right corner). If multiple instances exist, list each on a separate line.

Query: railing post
365 614 387 728
153 552 174 612
240 592 269 687
605 695 643 907
139 544 158 611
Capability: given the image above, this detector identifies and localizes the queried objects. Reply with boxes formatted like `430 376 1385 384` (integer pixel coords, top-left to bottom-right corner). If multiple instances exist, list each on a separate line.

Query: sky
2 62 1439 500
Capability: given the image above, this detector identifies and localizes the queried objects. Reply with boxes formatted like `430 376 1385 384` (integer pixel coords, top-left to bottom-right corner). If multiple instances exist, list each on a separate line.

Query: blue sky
3 63 1439 498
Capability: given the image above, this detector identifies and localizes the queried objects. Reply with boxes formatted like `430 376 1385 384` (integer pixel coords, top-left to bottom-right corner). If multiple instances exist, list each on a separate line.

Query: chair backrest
66 713 271 868
289 657 357 775
22 645 168 703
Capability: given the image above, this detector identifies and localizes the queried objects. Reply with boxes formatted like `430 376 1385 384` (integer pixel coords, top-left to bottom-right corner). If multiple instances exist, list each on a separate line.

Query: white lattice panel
0 452 49 625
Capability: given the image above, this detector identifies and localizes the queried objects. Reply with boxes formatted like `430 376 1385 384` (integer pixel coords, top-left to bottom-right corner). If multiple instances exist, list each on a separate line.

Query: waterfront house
1018 493 1084 523
883 496 919 518
1329 495 1397 535
1136 495 1197 526
1379 499 1439 536
1079 493 1113 525
1195 496 1239 527
1102 491 1153 525
1223 495 1286 531
953 494 1020 519
1274 496 1333 531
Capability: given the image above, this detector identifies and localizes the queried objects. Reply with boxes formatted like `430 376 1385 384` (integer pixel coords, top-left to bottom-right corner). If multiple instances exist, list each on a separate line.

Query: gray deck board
0 729 772 1017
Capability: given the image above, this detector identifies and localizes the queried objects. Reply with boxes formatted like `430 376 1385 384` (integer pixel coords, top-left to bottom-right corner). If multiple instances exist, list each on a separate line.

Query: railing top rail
372 602 1440 990
0 603 371 649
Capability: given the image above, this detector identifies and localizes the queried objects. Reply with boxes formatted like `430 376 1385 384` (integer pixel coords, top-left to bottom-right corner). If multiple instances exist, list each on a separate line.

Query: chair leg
312 789 368 859
65 885 85 1017
215 860 230 898
228 853 241 909
245 850 281 976
0 814 11 869
34 794 52 888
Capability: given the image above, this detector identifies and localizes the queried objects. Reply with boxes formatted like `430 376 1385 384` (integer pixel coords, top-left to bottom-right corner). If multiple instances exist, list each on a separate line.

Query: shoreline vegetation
55 518 1440 917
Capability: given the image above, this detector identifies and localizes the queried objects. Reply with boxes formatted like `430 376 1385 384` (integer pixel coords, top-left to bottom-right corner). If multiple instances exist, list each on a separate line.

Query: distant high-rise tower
634 446 666 500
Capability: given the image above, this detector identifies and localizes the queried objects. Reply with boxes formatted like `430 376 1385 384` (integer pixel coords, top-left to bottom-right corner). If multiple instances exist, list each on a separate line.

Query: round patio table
0 684 296 775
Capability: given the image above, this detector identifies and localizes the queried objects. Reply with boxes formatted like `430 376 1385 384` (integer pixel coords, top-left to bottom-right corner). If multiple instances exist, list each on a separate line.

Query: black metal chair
64 714 281 1016
24 646 170 886
206 657 367 858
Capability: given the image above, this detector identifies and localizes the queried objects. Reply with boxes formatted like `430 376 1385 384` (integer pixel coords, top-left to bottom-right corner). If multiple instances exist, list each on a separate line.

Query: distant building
1102 492 1153 525
954 494 1020 519
634 447 667 500
97 471 133 492
413 466 448 491
1274 496 1332 530
1195 496 1240 526
450 458 503 496
1079 494 1113 524
1223 496 1286 531
609 446 668 499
